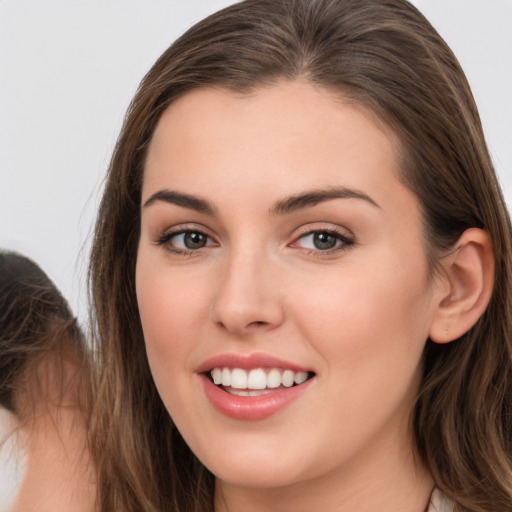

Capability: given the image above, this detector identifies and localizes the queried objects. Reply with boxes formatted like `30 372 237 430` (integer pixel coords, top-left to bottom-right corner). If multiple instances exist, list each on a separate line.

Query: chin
210 460 307 489
189 434 320 490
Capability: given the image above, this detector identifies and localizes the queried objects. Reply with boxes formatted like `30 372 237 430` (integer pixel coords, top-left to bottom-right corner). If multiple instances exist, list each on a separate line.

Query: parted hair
88 1 512 511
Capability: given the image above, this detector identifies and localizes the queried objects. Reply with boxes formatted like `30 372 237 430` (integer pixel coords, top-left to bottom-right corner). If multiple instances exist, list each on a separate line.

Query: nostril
247 320 269 329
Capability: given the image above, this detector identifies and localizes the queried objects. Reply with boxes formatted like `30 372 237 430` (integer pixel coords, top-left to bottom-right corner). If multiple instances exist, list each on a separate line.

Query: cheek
135 257 209 372
135 257 212 431
289 254 433 368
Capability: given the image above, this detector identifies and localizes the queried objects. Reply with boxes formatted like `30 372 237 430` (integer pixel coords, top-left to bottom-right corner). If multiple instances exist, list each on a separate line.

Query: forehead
143 81 408 211
148 81 398 153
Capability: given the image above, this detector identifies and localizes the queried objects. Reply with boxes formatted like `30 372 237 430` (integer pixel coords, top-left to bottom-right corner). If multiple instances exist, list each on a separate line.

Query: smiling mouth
207 367 315 396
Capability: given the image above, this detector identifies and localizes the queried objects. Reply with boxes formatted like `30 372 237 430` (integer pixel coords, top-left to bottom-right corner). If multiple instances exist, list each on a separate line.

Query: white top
428 488 455 512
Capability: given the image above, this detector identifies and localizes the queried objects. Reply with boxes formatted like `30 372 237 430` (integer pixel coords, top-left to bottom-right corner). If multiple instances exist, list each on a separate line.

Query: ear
429 228 494 344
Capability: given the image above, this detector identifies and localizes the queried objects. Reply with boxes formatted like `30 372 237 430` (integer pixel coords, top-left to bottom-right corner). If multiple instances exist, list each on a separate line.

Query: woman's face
136 81 444 491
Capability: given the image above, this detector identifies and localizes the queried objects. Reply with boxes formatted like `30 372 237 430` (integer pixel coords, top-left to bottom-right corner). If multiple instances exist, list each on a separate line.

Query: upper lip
197 352 312 374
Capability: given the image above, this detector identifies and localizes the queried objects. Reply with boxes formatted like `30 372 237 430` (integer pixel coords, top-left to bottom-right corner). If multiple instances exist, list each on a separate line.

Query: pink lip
197 352 310 373
200 374 313 421
197 352 314 421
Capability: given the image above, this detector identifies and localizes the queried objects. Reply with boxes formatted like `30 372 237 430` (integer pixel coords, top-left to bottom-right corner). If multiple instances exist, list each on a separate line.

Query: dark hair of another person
88 1 512 511
0 250 86 416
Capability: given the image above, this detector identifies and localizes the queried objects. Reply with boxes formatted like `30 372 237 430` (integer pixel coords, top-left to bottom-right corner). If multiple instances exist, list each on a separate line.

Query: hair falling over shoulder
88 1 512 511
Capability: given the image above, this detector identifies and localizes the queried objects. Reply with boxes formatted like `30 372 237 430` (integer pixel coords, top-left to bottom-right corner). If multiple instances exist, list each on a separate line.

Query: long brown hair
88 1 512 510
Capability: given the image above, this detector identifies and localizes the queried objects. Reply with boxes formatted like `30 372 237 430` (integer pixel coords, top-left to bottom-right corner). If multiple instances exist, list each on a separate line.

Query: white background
1 0 511 507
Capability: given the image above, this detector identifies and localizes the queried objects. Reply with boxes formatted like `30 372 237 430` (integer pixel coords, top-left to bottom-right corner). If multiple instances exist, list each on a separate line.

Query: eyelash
292 228 355 255
154 227 217 256
153 226 356 256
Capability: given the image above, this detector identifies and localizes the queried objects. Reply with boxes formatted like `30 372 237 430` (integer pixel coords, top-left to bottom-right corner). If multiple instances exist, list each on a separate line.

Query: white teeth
267 368 281 388
282 369 295 387
221 367 231 387
294 371 308 385
228 388 273 397
247 368 267 389
231 368 247 389
212 367 222 385
210 367 311 390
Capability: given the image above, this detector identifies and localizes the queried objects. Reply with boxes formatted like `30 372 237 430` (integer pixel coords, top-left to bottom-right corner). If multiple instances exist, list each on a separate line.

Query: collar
427 488 455 512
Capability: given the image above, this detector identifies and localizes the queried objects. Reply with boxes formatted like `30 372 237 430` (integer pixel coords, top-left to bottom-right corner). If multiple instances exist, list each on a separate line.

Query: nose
210 249 284 336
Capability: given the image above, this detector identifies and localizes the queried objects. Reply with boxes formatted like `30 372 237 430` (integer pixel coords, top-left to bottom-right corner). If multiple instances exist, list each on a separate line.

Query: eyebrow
142 185 379 216
270 186 380 215
143 189 216 215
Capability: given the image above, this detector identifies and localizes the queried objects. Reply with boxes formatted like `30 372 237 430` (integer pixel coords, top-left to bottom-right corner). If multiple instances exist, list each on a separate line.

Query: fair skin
9 348 95 512
136 80 487 512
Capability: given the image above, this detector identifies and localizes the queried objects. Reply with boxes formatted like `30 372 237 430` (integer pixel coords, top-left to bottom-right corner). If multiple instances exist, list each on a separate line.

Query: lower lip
200 375 313 421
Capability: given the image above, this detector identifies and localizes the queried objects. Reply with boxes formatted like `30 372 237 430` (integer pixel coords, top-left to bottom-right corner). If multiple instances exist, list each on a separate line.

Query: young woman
0 250 95 511
88 0 512 511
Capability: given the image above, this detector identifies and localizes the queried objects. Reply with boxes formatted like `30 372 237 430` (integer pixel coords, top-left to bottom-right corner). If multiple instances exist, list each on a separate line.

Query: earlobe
429 228 494 344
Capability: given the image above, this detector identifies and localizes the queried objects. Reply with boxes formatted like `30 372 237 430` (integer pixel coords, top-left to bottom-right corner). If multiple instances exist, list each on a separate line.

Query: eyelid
153 223 219 254
289 223 356 253
292 222 354 238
